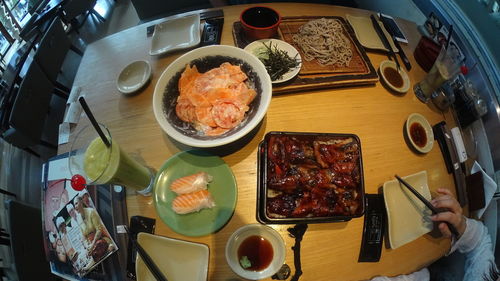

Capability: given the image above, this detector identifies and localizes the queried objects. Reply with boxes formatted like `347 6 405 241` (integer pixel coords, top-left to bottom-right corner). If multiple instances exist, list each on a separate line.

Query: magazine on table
41 152 118 279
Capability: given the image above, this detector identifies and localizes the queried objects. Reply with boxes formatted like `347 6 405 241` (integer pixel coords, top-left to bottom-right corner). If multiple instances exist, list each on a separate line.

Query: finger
432 197 461 213
431 211 460 225
438 222 452 238
436 188 453 196
431 212 455 224
431 194 453 204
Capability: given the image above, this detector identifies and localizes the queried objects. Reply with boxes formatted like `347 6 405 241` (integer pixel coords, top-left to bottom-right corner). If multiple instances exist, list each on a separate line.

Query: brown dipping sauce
237 235 273 271
384 67 403 88
410 122 427 148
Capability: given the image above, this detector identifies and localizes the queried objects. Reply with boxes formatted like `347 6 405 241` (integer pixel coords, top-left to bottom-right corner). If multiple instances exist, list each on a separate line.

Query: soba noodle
292 18 353 67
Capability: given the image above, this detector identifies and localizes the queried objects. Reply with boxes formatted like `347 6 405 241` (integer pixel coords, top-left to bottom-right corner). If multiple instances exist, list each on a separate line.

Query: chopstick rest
287 224 308 281
358 194 385 262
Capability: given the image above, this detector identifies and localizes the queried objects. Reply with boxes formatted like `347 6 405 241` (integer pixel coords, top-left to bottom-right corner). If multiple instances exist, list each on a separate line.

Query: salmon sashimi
170 172 213 195
211 99 247 129
187 91 211 107
236 88 257 106
206 88 237 105
175 97 196 123
178 65 200 95
175 62 256 136
171 190 216 214
195 106 217 127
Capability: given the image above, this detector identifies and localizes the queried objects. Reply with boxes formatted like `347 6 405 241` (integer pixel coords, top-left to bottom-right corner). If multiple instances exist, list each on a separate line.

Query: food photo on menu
54 190 117 277
43 179 117 279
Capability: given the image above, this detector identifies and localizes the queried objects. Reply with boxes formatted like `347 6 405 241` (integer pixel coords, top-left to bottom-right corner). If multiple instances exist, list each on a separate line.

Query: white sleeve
370 268 430 281
448 217 498 281
448 217 483 255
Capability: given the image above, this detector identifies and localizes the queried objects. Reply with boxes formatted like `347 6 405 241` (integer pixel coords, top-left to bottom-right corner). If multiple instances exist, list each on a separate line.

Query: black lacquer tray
256 131 365 224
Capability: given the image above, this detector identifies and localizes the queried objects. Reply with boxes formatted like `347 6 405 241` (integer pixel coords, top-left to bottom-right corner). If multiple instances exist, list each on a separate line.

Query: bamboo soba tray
232 16 379 94
279 17 369 75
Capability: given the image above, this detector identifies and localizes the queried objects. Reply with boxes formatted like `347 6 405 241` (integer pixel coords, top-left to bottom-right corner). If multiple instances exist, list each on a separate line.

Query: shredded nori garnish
257 41 300 81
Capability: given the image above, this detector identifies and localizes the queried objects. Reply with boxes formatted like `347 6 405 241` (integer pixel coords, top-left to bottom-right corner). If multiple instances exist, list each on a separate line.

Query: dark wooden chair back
3 63 54 149
34 17 71 83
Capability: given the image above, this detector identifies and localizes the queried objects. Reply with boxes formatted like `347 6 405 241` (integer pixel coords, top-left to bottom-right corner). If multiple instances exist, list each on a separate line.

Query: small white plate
244 39 302 84
150 14 201 56
379 60 410 94
136 232 209 281
346 14 398 52
405 113 434 153
383 171 433 249
117 60 151 94
225 224 285 280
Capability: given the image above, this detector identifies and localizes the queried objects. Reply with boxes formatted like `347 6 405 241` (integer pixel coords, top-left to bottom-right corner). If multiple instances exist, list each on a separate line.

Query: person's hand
430 188 466 238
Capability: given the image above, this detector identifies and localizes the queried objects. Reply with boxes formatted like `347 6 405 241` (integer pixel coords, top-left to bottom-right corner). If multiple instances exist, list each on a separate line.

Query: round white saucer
117 60 152 94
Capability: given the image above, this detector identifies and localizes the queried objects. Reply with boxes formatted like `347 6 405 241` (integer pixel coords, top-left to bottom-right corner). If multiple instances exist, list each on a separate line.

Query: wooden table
61 3 458 280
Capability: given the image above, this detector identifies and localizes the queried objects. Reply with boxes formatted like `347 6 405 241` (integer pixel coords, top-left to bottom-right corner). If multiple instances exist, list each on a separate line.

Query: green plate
153 150 237 237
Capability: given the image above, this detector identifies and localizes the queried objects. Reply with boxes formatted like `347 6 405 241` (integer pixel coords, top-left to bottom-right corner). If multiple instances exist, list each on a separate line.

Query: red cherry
71 174 86 191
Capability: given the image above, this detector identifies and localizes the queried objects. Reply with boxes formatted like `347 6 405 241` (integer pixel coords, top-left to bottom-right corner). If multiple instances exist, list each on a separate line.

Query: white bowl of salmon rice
153 45 272 148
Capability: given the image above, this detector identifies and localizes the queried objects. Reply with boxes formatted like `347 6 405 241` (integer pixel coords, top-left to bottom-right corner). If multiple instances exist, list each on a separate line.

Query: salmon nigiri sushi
170 172 213 195
171 190 215 214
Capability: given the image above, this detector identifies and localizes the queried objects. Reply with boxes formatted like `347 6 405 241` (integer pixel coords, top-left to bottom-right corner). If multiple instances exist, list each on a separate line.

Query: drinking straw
445 25 453 50
78 96 111 148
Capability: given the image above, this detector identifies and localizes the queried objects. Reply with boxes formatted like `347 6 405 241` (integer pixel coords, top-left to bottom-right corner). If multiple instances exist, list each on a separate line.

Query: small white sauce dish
379 60 410 94
117 60 152 95
405 113 434 154
225 224 285 280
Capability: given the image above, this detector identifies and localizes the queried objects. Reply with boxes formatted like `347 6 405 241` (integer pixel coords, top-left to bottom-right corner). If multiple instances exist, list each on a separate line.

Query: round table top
61 3 457 280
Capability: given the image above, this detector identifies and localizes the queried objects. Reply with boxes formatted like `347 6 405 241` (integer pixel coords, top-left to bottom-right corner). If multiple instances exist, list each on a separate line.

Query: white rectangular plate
136 232 209 281
346 14 398 53
383 171 433 249
150 14 201 56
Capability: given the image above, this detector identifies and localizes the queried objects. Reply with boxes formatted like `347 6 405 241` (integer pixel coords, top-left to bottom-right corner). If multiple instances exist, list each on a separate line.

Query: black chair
62 0 104 33
5 200 56 281
33 17 83 98
131 0 212 23
2 62 57 155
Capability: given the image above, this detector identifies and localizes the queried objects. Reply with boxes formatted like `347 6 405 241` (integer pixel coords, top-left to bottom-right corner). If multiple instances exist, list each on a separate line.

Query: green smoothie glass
69 123 155 195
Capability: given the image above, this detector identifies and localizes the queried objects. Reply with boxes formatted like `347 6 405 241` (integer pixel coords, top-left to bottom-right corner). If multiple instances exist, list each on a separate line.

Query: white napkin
471 161 498 218
63 101 82 124
67 86 82 105
58 122 70 145
59 87 84 144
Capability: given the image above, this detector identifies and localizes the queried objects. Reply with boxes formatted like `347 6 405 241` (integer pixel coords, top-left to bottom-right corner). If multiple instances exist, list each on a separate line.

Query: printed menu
42 153 118 279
